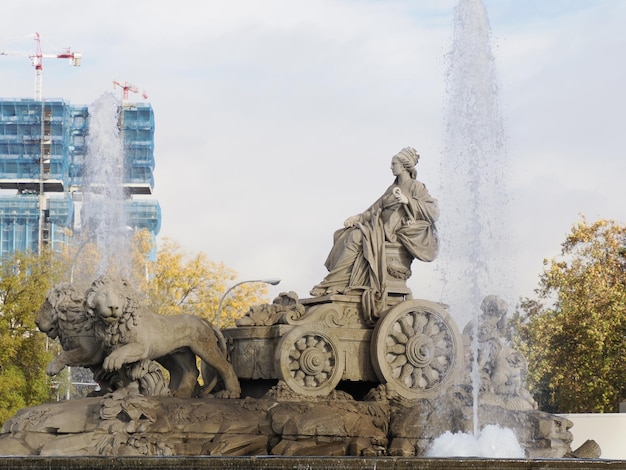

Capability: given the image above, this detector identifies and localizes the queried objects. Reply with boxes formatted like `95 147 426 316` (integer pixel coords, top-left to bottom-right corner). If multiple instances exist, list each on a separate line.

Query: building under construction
0 97 160 258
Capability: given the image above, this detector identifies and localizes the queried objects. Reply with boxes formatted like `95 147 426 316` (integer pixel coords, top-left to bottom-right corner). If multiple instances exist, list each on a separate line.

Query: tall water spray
78 92 132 277
437 0 510 437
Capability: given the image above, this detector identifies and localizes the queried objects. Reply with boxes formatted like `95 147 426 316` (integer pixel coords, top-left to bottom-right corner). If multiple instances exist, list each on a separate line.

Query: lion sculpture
36 283 102 376
36 283 169 397
84 274 241 399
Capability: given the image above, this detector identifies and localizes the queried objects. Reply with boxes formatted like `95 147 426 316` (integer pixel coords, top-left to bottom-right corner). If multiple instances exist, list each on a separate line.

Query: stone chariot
224 243 464 400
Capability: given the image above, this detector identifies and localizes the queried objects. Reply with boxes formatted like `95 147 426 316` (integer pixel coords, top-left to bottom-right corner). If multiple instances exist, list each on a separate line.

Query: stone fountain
0 0 608 467
0 147 600 461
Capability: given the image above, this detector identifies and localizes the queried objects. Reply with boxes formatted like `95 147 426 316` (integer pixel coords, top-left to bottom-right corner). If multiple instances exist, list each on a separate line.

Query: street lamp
216 278 281 329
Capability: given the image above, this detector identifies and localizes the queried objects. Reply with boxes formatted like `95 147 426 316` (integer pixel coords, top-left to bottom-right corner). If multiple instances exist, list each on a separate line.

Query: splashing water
79 92 132 277
437 0 511 438
426 425 525 458
439 0 510 324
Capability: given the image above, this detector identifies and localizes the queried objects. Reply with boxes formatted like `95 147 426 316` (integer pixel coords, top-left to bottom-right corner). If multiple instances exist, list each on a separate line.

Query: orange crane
0 32 81 100
113 80 148 105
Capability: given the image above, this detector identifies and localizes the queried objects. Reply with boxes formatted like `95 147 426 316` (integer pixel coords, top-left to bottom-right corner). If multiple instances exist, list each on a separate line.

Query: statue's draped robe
315 179 439 307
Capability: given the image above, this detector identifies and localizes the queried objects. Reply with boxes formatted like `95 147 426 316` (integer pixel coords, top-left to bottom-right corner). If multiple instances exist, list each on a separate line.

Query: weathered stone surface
2 280 595 460
36 283 170 398
309 147 439 306
568 440 602 459
462 295 538 411
2 398 100 435
6 232 601 461
0 382 586 458
203 434 268 456
0 383 392 457
0 456 620 470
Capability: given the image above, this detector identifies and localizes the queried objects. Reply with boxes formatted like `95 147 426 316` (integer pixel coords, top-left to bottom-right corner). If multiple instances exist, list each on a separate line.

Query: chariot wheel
371 299 463 400
276 326 344 397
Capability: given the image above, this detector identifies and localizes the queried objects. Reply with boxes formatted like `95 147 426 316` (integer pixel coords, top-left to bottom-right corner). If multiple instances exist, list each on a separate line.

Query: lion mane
85 275 140 349
37 283 93 351
36 282 169 397
84 274 241 399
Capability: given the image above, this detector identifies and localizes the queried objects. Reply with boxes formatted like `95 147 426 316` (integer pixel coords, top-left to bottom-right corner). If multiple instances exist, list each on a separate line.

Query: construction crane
113 80 148 105
0 32 81 100
1 32 81 255
112 80 148 203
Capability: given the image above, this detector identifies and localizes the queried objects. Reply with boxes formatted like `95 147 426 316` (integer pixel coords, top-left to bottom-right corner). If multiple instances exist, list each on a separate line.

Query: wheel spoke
430 355 448 373
431 330 446 344
423 365 440 386
399 315 414 337
399 363 413 383
390 353 408 369
373 302 462 399
390 325 408 344
280 329 342 396
411 311 428 334
388 343 405 355
423 316 436 336
413 367 427 389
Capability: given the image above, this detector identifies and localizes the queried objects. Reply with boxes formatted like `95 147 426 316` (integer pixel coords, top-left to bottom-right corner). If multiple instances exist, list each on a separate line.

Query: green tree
0 249 62 425
514 217 626 413
0 234 271 425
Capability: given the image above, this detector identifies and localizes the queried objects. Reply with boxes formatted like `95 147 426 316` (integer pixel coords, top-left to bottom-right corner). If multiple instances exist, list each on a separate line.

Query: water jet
0 0 606 465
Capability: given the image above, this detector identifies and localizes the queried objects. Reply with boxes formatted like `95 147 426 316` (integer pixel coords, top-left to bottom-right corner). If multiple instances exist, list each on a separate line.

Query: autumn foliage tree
0 249 63 424
145 238 270 326
0 232 271 426
61 232 272 326
514 218 626 413
58 228 156 293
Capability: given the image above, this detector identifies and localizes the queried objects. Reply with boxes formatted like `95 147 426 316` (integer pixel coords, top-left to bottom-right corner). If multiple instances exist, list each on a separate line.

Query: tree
61 228 156 293
514 217 626 413
46 231 270 325
0 249 62 425
146 238 270 326
0 234 272 425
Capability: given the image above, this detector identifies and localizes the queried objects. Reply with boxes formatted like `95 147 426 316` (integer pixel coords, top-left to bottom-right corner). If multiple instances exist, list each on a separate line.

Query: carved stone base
0 383 589 458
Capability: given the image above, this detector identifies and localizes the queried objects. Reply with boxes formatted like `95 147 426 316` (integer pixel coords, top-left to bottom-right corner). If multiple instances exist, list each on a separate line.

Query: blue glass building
0 98 160 257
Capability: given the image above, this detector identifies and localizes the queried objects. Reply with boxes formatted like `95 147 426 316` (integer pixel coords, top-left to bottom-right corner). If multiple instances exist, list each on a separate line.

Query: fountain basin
0 456 621 469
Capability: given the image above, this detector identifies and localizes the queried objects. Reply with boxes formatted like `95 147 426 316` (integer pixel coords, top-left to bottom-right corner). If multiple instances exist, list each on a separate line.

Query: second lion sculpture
84 274 241 399
36 283 170 397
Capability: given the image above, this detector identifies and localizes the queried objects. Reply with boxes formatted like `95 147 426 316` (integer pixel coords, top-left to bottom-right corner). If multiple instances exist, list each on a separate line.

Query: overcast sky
2 0 624 324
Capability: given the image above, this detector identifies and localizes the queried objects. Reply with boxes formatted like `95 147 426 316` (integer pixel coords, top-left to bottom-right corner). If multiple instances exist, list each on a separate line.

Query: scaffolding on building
0 97 160 259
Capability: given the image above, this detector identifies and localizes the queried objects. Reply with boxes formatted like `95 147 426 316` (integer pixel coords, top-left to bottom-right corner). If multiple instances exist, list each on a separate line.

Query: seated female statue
310 147 439 302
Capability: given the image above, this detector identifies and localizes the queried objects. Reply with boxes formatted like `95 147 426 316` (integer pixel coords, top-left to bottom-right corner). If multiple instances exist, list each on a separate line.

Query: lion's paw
103 354 124 371
46 360 65 376
213 389 241 399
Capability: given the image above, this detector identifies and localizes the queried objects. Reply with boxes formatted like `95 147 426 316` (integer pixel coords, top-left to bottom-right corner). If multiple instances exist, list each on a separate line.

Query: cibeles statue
1 148 598 459
310 147 439 322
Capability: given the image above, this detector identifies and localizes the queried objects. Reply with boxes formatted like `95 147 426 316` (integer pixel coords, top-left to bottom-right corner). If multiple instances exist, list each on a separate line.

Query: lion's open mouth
46 327 58 339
